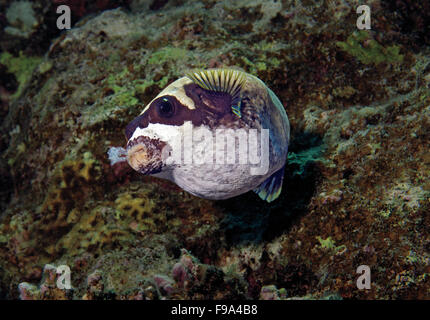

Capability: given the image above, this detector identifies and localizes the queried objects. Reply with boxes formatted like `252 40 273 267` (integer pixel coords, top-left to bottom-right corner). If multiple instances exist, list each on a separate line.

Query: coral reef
18 264 73 300
17 249 248 299
0 0 429 300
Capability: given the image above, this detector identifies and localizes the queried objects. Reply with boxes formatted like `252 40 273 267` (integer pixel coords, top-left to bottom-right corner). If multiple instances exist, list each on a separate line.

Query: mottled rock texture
0 0 429 299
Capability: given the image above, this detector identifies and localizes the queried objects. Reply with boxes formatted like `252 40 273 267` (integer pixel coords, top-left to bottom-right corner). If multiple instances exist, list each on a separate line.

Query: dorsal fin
185 68 246 107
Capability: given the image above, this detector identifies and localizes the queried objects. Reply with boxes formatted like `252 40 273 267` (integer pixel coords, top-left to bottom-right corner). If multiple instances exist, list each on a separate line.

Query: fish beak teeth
126 135 165 175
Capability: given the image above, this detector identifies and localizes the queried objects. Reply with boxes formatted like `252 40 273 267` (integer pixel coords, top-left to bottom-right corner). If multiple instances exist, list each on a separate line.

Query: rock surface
0 0 429 299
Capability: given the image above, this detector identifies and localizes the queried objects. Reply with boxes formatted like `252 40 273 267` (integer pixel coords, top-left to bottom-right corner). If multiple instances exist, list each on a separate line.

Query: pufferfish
114 68 290 202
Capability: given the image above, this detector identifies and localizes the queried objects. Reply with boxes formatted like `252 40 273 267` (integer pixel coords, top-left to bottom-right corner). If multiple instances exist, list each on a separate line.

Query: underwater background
0 0 429 299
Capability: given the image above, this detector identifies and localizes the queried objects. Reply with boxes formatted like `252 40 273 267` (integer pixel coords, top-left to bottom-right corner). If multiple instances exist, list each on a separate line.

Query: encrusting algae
0 0 429 300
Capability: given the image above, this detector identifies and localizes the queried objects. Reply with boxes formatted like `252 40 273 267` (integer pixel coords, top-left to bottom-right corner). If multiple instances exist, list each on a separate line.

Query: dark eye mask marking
125 85 237 140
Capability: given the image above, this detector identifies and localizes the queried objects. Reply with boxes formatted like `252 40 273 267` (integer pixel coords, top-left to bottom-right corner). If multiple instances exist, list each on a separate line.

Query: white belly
172 165 265 200
170 163 277 200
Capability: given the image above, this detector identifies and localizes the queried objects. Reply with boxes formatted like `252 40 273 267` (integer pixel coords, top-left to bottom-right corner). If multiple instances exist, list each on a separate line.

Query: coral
78 243 175 299
18 264 73 300
114 191 161 232
260 285 280 300
153 274 175 297
259 284 342 300
39 153 103 242
170 249 248 299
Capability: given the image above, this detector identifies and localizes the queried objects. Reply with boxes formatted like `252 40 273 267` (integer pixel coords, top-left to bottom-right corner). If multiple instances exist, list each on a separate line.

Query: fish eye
156 97 175 118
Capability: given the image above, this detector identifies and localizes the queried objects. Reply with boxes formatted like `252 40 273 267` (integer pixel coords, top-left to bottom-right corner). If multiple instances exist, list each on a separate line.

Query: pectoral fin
253 165 285 202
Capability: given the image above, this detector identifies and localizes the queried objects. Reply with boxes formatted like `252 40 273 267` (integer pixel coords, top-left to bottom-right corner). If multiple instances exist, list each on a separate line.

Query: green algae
106 68 130 88
242 54 281 74
0 233 7 244
147 47 190 65
0 51 42 100
157 75 170 88
316 236 346 253
255 61 267 71
102 68 140 110
112 89 139 107
135 81 155 94
337 31 403 65
316 236 336 249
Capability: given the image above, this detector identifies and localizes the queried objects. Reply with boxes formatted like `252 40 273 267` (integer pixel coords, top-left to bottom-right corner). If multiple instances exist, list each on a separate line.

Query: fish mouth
126 135 165 175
